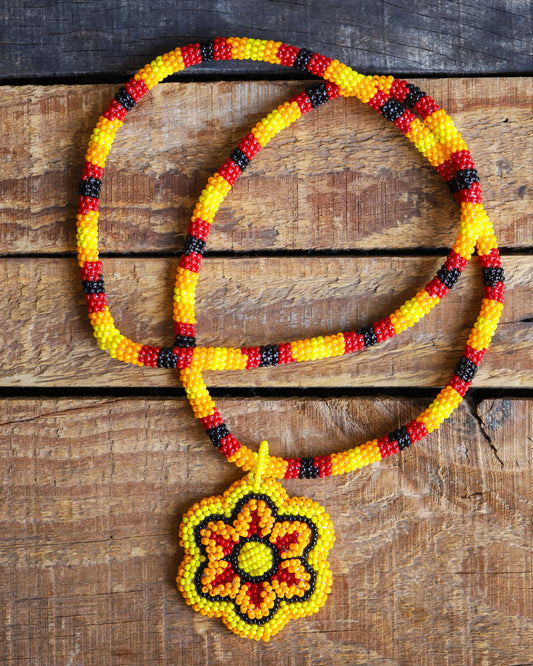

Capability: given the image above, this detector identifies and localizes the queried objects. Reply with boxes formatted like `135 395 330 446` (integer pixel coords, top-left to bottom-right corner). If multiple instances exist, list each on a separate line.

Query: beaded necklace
77 38 504 642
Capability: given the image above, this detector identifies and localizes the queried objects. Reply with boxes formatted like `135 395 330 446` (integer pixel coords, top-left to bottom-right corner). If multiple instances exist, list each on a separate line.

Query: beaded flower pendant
177 442 335 641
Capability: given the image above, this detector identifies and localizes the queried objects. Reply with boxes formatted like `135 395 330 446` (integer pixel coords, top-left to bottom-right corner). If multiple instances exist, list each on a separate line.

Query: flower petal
232 498 275 538
199 519 240 560
235 581 278 621
269 519 313 559
200 560 241 599
270 558 312 599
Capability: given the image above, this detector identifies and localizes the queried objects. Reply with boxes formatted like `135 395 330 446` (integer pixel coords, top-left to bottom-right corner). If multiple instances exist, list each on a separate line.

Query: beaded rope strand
77 38 504 481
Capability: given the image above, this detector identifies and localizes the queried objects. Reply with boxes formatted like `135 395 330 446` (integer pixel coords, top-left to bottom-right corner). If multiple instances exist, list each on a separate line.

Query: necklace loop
78 38 504 480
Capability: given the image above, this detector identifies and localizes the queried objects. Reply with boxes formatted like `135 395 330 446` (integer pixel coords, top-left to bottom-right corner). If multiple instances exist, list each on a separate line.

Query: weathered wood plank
1 78 530 254
1 396 531 664
1 1 531 79
0 256 529 388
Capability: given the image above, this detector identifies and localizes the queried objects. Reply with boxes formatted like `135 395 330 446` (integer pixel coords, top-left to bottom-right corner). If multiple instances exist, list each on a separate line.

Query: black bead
305 82 329 108
157 347 177 368
174 335 196 348
381 98 404 122
206 423 230 448
357 326 378 347
447 169 479 194
82 278 104 294
437 266 461 289
388 426 412 450
259 345 279 367
455 168 479 190
299 457 319 479
199 40 214 62
454 356 477 382
482 266 505 287
230 148 250 171
115 87 135 111
293 48 313 71
184 235 206 256
404 83 425 108
79 177 102 199
446 177 460 194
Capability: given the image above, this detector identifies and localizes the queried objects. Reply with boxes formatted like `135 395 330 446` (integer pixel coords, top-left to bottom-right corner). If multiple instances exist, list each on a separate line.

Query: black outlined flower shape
177 476 334 641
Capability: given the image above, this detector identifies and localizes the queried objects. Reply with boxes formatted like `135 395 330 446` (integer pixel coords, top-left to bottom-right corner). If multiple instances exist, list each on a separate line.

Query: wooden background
1 2 532 665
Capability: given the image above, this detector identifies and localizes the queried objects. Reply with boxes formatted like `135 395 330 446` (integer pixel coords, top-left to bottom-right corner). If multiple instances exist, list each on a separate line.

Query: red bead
284 458 300 479
307 53 332 77
180 253 202 273
81 162 104 181
377 436 389 456
445 250 468 272
81 260 102 281
451 150 475 171
313 455 332 477
459 181 483 203
406 420 428 443
278 342 294 364
343 331 364 353
485 283 505 303
103 99 127 121
181 43 202 68
479 248 501 268
378 436 399 457
390 79 410 102
213 37 232 61
294 91 312 114
374 317 395 343
218 158 241 186
189 219 210 241
425 276 448 299
243 347 261 369
174 347 194 368
464 345 485 365
138 345 160 367
414 95 440 119
238 134 261 159
219 434 241 457
449 375 470 396
86 292 107 312
325 82 340 100
368 89 389 112
275 531 300 554
124 77 148 102
201 411 223 429
175 322 195 337
277 43 299 67
393 109 414 134
436 158 456 182
78 195 99 214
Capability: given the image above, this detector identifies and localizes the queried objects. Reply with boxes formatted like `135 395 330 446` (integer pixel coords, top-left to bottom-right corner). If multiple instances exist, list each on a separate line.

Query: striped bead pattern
78 38 505 480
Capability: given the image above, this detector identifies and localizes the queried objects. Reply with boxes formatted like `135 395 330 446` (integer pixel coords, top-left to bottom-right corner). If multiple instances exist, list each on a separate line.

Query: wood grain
1 70 531 664
1 0 531 79
0 78 531 254
1 396 531 665
0 255 529 388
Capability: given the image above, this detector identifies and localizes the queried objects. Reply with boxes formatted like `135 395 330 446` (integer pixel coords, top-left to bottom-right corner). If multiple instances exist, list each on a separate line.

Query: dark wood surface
1 2 532 665
2 0 532 80
0 254 531 389
1 396 532 665
1 79 531 255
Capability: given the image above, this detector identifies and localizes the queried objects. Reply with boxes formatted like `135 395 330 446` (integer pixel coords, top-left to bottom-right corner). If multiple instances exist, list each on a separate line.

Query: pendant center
237 540 274 577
